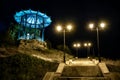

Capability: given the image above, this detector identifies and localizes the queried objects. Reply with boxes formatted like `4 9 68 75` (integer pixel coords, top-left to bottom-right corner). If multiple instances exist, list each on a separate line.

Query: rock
18 39 47 50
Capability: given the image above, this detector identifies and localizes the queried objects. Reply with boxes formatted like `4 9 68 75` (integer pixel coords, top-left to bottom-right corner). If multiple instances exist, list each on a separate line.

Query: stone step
54 77 111 80
61 66 103 77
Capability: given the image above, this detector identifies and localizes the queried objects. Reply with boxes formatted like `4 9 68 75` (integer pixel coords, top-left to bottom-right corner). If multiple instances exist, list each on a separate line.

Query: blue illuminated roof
14 9 52 28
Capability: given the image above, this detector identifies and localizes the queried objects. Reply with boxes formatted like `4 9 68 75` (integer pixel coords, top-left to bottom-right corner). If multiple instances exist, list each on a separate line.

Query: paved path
66 58 98 66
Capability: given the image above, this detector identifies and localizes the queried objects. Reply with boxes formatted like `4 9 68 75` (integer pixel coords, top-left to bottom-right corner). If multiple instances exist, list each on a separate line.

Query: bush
0 54 58 80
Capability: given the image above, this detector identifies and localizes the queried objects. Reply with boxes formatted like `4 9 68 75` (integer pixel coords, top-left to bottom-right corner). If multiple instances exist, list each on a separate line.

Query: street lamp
89 22 106 62
73 43 81 58
56 24 72 63
84 42 92 58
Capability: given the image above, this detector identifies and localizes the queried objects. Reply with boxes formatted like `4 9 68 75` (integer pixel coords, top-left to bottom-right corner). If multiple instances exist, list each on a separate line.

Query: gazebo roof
14 9 52 28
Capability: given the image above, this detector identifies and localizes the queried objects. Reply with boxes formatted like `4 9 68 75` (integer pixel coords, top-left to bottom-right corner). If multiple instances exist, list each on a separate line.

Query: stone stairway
43 58 111 80
54 77 111 80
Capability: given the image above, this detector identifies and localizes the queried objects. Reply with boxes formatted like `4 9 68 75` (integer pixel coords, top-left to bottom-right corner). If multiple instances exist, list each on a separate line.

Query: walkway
43 58 111 80
66 58 98 66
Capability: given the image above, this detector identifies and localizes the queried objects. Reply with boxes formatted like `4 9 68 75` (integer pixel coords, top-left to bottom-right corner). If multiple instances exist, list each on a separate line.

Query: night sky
0 0 120 58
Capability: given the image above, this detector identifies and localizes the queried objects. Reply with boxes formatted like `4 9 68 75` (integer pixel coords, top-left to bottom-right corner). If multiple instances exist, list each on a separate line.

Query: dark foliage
0 54 58 80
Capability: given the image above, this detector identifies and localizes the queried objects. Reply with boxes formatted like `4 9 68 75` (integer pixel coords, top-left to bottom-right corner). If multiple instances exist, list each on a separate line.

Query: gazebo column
23 31 26 39
42 29 44 42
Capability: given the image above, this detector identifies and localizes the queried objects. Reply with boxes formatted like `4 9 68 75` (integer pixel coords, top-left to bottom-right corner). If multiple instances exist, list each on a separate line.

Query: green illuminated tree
2 23 21 46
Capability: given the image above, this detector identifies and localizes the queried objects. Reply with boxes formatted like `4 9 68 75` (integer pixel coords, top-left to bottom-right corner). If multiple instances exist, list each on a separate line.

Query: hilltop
0 40 120 80
0 39 74 62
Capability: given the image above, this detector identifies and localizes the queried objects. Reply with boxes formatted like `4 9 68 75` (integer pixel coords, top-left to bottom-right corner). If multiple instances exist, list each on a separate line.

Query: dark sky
0 0 120 58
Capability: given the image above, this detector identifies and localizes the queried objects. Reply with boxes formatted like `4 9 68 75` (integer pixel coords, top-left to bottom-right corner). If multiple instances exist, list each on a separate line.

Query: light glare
84 43 87 47
77 43 81 47
73 44 77 47
56 25 62 31
73 43 81 47
84 42 91 47
88 43 91 46
67 25 72 31
100 23 105 28
89 23 94 29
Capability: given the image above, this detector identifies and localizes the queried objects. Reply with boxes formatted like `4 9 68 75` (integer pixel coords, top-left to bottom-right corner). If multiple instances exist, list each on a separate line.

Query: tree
57 45 72 54
3 23 21 45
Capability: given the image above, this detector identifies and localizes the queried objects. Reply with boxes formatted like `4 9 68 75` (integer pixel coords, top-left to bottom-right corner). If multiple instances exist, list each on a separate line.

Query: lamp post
56 24 72 63
84 42 92 58
73 43 81 58
89 22 106 62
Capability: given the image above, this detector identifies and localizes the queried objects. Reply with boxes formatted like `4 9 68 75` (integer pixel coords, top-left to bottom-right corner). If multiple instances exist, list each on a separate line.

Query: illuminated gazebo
14 9 52 42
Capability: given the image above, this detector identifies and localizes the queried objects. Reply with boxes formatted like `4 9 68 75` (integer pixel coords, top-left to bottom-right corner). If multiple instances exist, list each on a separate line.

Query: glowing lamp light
56 25 62 31
89 23 94 29
27 33 30 35
73 43 81 47
100 23 105 28
88 43 91 46
73 44 77 47
77 43 81 47
84 42 92 47
84 43 87 47
67 25 72 31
